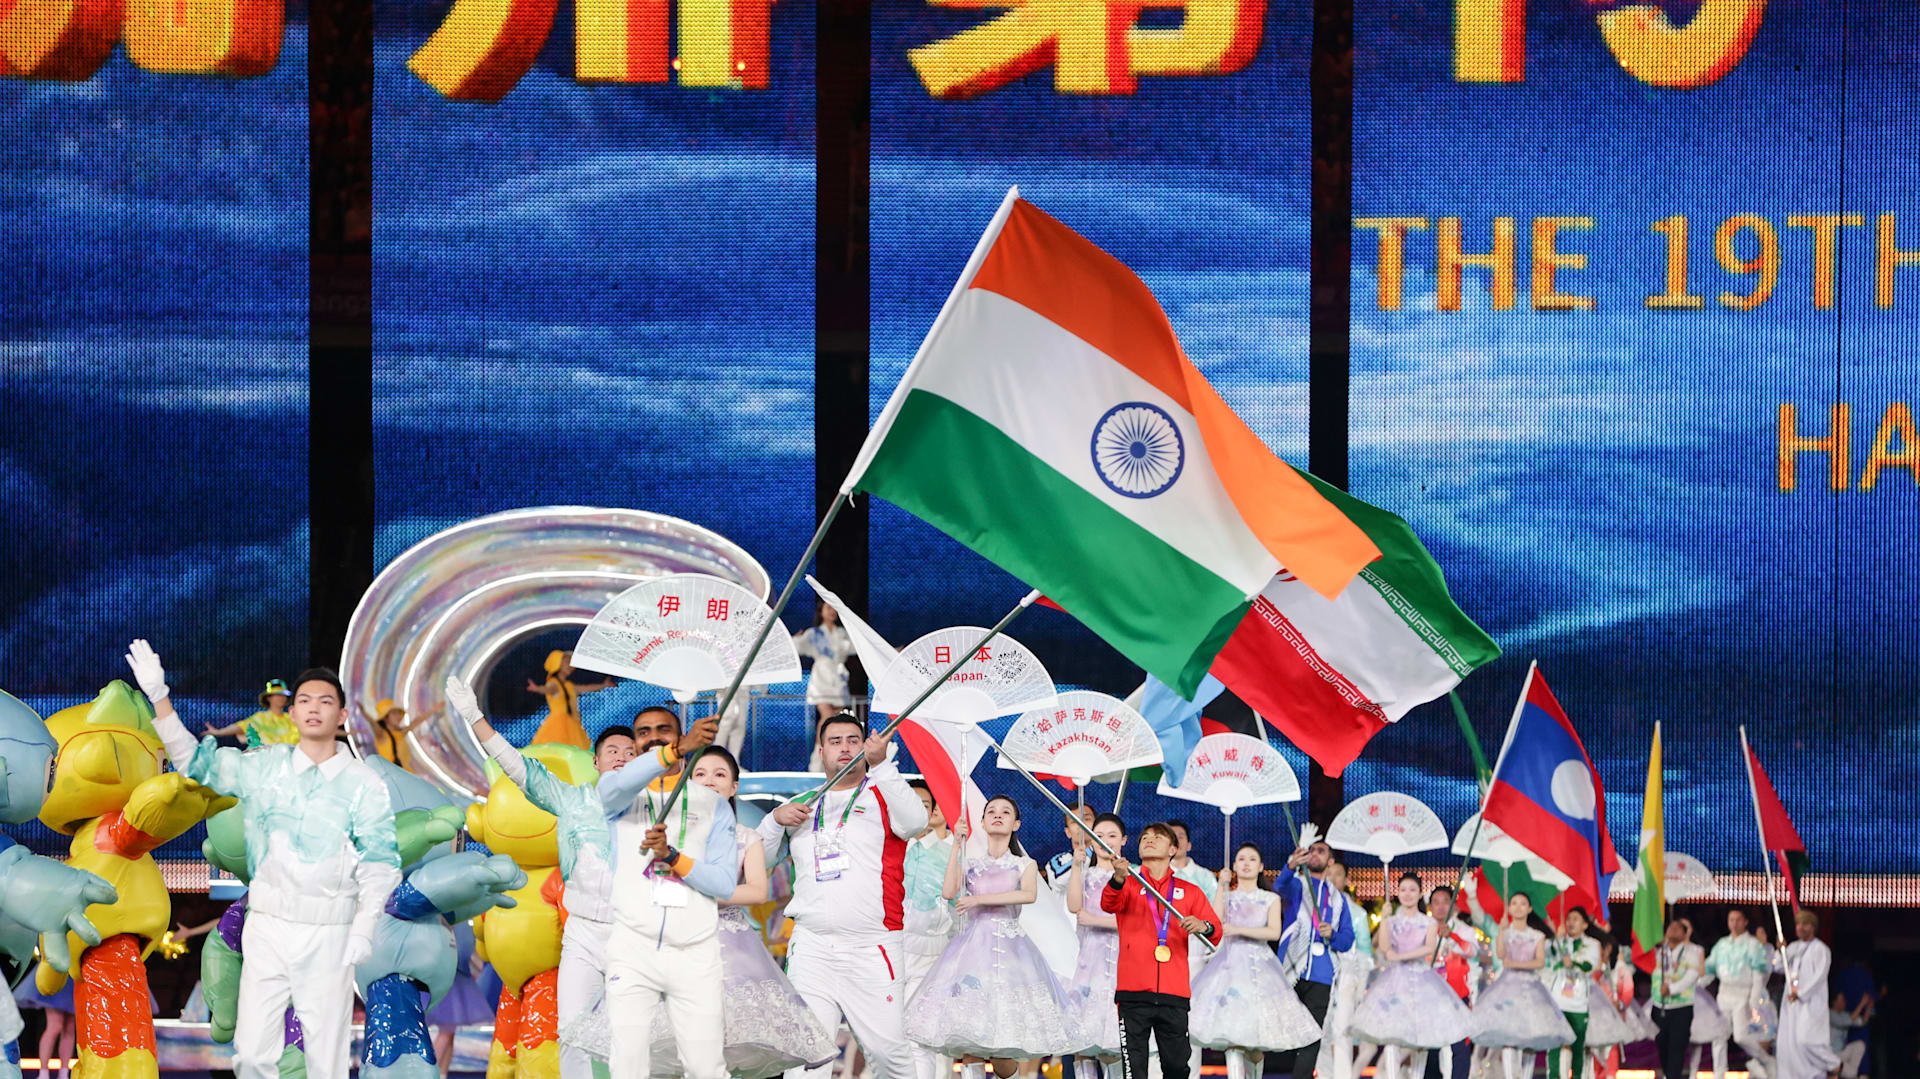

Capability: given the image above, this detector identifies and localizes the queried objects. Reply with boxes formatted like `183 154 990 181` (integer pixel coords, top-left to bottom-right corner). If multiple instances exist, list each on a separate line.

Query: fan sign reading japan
1660 851 1717 901
572 574 801 697
870 626 1057 726
1327 790 1447 864
998 691 1162 782
1156 733 1301 811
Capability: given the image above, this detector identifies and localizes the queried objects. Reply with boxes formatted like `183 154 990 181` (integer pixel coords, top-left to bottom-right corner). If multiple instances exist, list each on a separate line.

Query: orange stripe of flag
967 198 1380 600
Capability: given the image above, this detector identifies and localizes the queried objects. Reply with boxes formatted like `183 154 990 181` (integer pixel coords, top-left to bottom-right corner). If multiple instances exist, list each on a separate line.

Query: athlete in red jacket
1100 822 1223 1079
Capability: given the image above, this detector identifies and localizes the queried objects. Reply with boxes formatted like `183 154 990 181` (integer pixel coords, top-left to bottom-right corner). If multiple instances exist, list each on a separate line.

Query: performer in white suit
1702 909 1775 1079
1772 910 1840 1079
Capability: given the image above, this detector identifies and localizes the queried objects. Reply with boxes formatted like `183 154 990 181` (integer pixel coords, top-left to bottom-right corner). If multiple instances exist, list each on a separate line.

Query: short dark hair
632 706 680 731
1429 884 1456 903
908 777 933 794
1166 819 1190 840
816 712 865 745
291 667 345 705
1093 812 1126 834
1139 822 1178 847
593 725 636 754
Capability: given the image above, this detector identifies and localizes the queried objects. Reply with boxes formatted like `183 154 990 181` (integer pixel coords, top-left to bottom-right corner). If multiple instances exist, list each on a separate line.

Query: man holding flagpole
1272 833 1354 1079
760 715 928 1079
1773 910 1839 1079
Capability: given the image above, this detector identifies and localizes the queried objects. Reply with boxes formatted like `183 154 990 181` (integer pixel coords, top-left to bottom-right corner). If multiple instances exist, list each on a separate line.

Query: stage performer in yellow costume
524 652 615 750
34 681 234 1079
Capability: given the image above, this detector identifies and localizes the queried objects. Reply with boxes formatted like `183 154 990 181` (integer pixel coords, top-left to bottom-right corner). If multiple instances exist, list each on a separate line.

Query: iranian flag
1208 471 1501 774
1631 722 1665 972
845 189 1381 698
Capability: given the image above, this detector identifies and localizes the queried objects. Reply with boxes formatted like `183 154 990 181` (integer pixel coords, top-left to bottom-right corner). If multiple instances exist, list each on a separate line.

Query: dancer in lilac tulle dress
904 796 1085 1078
1064 813 1128 1079
562 748 836 1078
1464 889 1574 1079
1188 844 1320 1079
1346 874 1471 1079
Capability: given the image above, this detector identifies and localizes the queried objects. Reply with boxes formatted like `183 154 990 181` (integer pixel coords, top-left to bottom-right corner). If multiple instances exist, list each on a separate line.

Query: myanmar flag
1631 723 1665 972
846 190 1381 699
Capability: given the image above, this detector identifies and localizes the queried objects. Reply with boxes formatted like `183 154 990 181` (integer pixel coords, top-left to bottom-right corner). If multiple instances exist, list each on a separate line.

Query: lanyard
643 785 691 850
1152 886 1172 949
814 775 869 833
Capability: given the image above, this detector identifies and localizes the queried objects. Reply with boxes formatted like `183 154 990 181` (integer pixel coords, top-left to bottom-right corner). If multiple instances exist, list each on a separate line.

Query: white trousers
1713 980 1774 1079
606 922 726 1079
1321 971 1368 1079
558 915 614 1079
236 910 355 1079
904 950 950 1079
785 926 909 1079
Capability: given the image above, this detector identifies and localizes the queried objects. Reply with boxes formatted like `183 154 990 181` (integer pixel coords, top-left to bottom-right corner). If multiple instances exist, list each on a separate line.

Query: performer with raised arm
758 714 929 1079
1065 814 1129 1079
127 641 399 1079
446 677 718 1079
1272 831 1355 1079
905 795 1085 1078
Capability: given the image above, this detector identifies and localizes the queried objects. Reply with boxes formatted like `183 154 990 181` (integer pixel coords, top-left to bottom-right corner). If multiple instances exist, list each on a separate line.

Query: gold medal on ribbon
1154 944 1172 962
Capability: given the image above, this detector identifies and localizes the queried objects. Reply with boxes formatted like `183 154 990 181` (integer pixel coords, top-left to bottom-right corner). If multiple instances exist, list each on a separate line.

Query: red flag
1741 730 1809 908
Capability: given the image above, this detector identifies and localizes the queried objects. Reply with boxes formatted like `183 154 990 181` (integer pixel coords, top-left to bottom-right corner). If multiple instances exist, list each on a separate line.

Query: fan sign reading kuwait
1091 402 1185 498
999 690 1163 782
1157 733 1301 810
572 574 802 696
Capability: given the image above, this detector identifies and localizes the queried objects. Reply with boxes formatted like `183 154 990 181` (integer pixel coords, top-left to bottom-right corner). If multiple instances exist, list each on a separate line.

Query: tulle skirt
1347 961 1471 1049
1468 972 1575 1050
1189 937 1321 1053
1630 1001 1661 1041
11 980 74 1012
558 918 836 1079
1690 989 1733 1042
427 974 495 1027
1063 928 1121 1057
1583 992 1641 1047
904 911 1085 1059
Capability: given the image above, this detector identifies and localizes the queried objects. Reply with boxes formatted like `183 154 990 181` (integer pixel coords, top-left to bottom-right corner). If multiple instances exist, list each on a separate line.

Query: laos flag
1482 663 1619 911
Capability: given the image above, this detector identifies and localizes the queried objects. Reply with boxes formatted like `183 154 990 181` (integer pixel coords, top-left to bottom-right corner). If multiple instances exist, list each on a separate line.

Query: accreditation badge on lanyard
813 776 868 883
645 790 692 907
1309 881 1327 956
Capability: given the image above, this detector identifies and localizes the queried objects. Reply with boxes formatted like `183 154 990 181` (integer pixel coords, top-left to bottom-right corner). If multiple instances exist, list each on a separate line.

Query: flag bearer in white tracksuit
446 678 721 1079
758 715 929 1079
603 722 740 1079
129 642 400 1079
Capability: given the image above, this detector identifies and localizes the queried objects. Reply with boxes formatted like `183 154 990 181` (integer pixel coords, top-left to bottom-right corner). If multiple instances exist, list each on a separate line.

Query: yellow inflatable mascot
466 742 593 1079
36 681 233 1079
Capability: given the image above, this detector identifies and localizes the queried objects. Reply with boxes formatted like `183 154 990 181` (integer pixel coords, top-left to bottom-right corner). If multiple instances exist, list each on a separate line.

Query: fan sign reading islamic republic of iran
1090 402 1185 498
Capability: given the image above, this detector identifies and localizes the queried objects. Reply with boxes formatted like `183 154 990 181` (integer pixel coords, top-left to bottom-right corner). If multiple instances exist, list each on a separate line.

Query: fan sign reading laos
1350 0 1918 874
369 0 817 610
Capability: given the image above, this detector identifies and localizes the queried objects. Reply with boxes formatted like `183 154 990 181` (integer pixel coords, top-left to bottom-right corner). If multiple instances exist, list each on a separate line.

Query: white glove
342 934 373 969
444 675 483 727
124 639 170 704
1295 822 1322 849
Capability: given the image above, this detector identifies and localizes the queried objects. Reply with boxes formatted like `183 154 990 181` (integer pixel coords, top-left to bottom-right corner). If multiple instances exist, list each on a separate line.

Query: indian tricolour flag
845 189 1381 698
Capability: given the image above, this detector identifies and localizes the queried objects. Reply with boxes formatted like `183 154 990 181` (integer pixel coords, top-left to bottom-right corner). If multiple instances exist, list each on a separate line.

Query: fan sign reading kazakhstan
1453 812 1574 889
572 574 801 700
1156 733 1301 812
1090 402 1186 499
1328 790 1447 869
1658 851 1716 901
998 691 1162 783
871 626 1057 727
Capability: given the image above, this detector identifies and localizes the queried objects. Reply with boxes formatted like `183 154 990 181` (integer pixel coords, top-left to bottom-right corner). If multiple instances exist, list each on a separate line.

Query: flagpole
970 720 1218 953
654 492 849 814
797 591 1040 807
1431 662 1534 964
1738 726 1792 978
1112 773 1130 815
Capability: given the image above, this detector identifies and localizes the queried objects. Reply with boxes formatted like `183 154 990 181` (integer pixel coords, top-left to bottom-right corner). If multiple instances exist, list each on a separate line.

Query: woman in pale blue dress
905 796 1084 1079
1348 873 1471 1079
1466 890 1574 1079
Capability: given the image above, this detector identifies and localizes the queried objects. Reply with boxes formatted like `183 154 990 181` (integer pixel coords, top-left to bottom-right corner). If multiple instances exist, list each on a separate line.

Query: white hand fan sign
571 574 801 700
998 691 1162 783
871 626 1056 726
1156 734 1301 812
1660 851 1716 901
1328 791 1447 870
1453 813 1574 888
